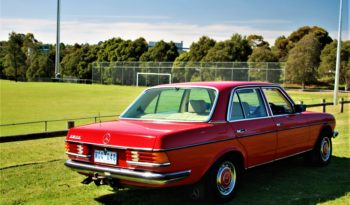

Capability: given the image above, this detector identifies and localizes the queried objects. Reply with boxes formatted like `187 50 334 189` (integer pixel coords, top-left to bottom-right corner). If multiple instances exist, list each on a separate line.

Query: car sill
247 149 312 169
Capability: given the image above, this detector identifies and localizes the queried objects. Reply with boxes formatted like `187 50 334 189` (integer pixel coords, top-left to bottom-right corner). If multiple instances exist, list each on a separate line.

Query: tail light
65 142 91 161
125 150 170 167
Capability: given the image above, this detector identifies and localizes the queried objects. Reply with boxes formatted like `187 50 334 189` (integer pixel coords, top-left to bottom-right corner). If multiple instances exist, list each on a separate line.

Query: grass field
0 80 144 135
1 80 349 136
0 80 349 205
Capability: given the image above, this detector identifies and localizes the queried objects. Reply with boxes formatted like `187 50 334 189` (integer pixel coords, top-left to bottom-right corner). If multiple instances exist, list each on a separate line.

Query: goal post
136 72 172 86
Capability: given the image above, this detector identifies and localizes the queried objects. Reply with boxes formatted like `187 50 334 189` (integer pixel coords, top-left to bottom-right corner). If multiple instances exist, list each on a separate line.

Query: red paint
65 81 336 189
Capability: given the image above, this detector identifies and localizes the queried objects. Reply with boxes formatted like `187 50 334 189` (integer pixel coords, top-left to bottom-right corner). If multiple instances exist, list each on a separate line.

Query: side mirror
294 104 306 113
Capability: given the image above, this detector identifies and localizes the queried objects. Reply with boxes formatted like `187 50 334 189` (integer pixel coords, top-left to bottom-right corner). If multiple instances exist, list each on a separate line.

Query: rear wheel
207 157 241 203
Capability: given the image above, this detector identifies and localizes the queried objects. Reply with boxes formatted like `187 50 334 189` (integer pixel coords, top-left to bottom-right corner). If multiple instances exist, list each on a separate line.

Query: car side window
230 92 244 120
229 88 267 120
263 88 294 115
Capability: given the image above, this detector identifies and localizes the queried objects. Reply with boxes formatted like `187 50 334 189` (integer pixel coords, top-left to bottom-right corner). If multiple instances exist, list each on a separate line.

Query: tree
248 46 281 82
115 38 148 61
26 54 53 81
285 33 321 89
272 26 332 62
140 40 179 62
247 34 269 48
201 34 252 81
0 41 7 78
188 36 216 61
287 26 332 50
318 40 350 90
203 34 252 62
271 36 289 61
60 44 98 79
4 32 26 81
172 52 191 82
97 37 123 62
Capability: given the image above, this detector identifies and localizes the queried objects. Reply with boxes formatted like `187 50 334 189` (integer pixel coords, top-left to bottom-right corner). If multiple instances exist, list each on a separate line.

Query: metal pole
334 0 343 105
54 0 61 79
136 73 139 87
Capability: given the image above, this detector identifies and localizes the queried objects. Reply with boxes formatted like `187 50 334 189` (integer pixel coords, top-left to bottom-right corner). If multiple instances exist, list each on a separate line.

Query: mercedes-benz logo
102 133 111 144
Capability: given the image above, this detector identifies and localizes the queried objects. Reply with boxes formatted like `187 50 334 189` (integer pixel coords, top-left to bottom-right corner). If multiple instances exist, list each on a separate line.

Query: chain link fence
92 62 286 86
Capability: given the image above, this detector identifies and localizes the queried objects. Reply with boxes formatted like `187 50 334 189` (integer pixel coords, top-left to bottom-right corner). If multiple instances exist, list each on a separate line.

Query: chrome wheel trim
320 137 331 162
216 161 236 196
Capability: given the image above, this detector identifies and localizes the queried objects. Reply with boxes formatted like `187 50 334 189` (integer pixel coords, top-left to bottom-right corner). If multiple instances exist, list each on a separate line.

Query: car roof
155 81 274 91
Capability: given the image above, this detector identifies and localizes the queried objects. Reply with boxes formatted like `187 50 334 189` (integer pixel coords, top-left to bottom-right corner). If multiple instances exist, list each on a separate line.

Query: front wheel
206 157 241 203
318 136 332 165
305 133 332 166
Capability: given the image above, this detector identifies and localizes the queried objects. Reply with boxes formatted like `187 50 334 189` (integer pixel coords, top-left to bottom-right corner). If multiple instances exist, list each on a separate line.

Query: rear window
122 87 218 122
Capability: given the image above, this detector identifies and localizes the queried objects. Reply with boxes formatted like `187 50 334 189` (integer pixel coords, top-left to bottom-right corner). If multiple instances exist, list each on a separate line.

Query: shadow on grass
95 156 350 205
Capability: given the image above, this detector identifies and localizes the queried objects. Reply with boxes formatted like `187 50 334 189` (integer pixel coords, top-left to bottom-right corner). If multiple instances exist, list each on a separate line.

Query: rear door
262 87 310 159
228 87 277 168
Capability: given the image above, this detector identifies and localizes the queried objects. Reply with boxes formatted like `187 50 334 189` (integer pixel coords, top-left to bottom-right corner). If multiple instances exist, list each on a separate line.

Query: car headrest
189 100 206 114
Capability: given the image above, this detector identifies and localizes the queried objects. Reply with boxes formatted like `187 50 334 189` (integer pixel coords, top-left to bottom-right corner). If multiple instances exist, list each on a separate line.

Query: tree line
0 26 349 90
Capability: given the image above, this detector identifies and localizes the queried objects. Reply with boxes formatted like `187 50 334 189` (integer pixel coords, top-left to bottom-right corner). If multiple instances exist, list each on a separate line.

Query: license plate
94 150 117 165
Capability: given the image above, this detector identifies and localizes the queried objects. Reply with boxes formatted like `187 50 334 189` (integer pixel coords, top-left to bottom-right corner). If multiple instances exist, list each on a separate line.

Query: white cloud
63 15 171 20
224 19 293 24
0 17 347 47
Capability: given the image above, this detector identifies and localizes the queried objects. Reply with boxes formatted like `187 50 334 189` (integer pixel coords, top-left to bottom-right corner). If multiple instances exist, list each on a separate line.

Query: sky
0 0 349 47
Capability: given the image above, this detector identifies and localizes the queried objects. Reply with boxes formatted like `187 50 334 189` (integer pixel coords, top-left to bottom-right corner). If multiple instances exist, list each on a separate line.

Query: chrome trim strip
65 160 190 185
235 130 277 138
228 116 272 123
67 121 328 153
65 140 153 151
276 121 327 132
126 161 171 167
65 152 91 158
208 120 227 124
156 121 328 151
119 85 220 123
247 149 313 169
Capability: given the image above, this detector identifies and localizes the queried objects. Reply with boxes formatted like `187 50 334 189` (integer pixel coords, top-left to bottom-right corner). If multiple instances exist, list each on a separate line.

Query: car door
228 87 277 168
262 87 310 159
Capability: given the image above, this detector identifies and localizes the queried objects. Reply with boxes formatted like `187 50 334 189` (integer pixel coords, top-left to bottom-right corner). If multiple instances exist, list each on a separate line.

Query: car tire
206 156 241 203
304 131 332 166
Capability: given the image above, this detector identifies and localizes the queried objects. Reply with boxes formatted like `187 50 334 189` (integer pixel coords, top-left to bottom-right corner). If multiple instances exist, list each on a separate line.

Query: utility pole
333 0 343 105
54 0 61 79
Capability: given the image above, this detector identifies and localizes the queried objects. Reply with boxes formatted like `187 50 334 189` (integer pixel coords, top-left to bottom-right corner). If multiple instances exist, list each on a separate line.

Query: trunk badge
102 133 111 144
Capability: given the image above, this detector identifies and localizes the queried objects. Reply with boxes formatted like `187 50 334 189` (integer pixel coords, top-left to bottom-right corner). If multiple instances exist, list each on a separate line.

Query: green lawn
1 80 349 136
0 80 349 204
0 80 145 135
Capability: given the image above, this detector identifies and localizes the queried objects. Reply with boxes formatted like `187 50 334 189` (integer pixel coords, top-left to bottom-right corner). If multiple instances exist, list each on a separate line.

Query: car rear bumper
64 160 191 185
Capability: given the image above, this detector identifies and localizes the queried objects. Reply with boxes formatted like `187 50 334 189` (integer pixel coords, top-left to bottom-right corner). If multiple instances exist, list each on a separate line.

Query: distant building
148 41 188 53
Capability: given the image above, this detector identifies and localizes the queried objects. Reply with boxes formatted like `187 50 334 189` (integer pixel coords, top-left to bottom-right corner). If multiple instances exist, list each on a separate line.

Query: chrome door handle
236 129 246 133
276 122 284 126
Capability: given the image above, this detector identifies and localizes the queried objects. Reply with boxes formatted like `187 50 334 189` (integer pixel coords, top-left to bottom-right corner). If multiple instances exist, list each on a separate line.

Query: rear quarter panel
152 123 247 186
303 111 336 148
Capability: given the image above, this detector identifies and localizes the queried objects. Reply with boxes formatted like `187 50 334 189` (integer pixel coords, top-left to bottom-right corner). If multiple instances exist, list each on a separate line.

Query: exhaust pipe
81 174 122 188
81 176 92 184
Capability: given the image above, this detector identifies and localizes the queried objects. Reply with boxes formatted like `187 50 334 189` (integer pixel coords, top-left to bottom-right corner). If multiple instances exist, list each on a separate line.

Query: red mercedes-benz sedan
65 81 338 202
